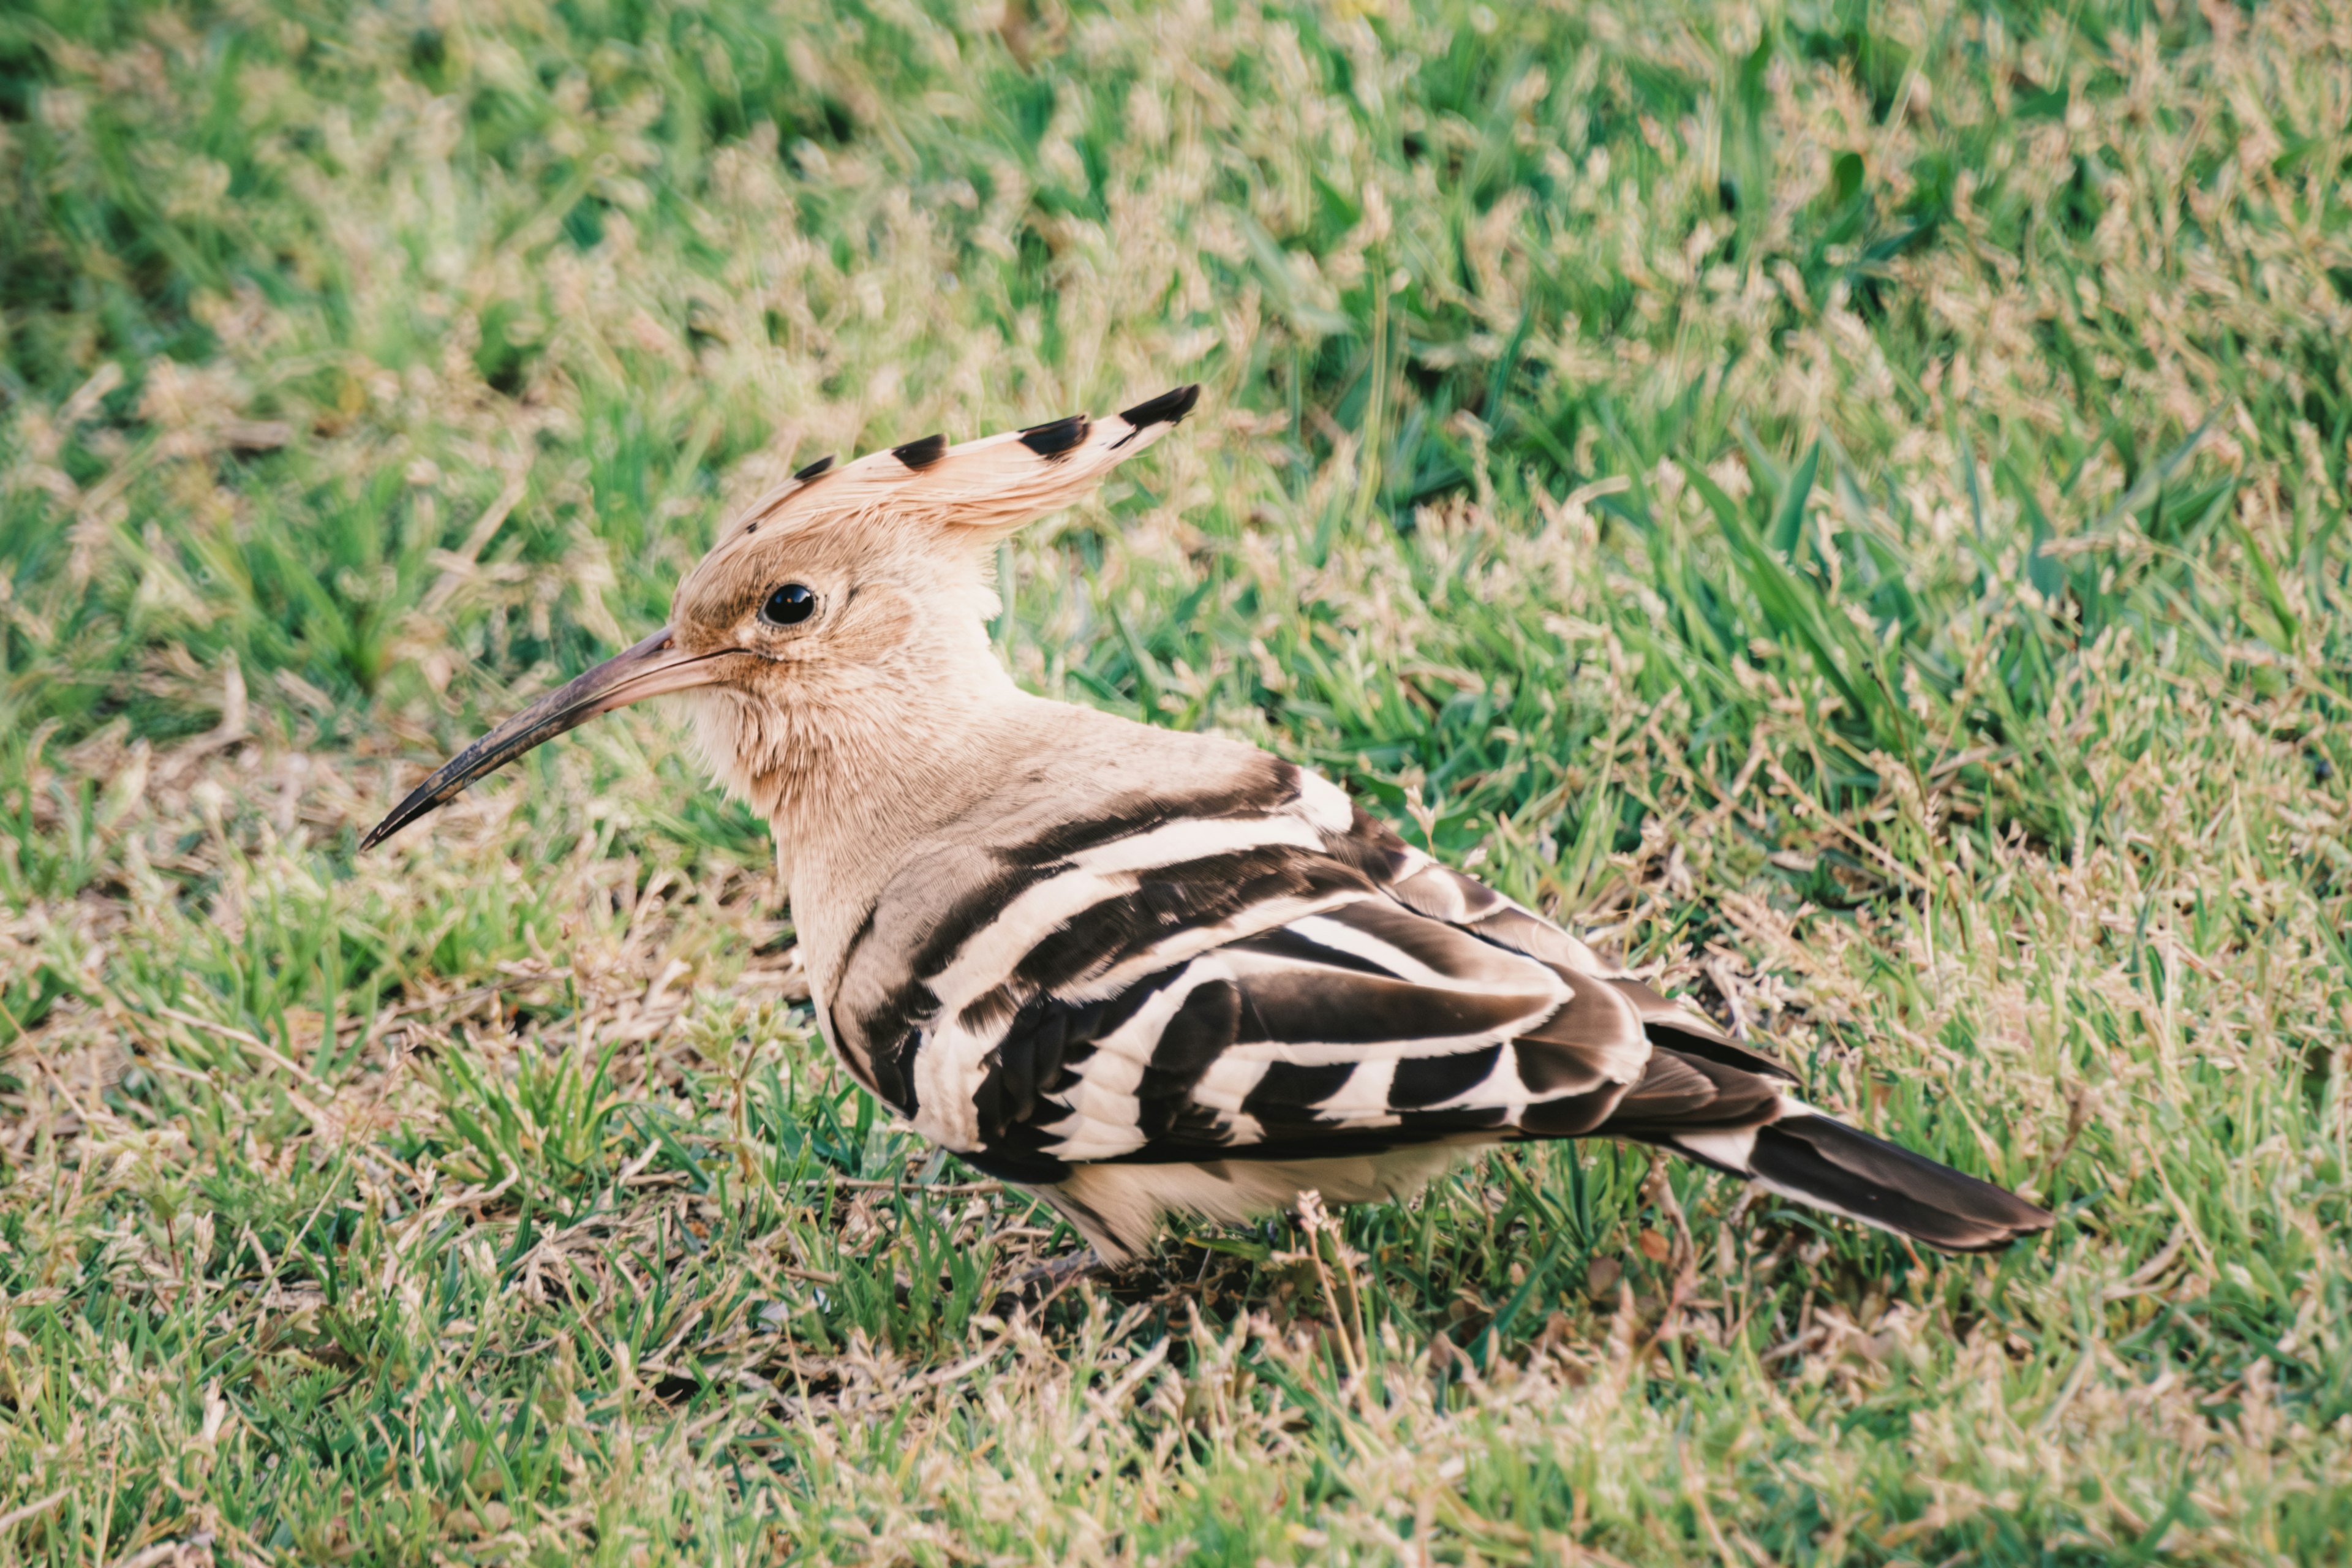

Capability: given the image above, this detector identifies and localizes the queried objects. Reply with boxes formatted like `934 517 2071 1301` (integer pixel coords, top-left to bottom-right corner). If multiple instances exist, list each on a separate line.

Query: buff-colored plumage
369 387 2052 1266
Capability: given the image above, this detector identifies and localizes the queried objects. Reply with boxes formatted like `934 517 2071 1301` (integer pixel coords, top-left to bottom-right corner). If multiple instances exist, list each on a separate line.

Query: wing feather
842 756 1789 1184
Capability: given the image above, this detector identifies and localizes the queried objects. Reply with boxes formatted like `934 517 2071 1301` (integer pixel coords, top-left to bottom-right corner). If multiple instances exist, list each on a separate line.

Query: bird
365 386 2054 1270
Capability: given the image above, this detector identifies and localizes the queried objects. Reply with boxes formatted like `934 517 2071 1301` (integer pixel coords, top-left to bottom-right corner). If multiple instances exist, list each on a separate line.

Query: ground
2 0 2350 1562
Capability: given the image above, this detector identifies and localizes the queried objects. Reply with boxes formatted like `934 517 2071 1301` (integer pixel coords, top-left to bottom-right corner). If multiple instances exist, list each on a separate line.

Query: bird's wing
830 756 1792 1185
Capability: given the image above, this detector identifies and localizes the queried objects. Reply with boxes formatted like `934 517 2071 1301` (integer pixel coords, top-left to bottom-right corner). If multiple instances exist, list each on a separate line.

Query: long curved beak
363 627 728 849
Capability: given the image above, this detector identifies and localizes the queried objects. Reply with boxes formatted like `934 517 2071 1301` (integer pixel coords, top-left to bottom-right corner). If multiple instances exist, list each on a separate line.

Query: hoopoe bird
367 387 2052 1266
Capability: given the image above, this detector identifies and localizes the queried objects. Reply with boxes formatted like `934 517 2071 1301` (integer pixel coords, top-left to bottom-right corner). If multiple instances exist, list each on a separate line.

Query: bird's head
362 385 1198 849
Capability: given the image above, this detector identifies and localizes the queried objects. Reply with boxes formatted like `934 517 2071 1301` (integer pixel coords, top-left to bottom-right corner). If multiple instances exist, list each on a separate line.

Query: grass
1 0 2349 1560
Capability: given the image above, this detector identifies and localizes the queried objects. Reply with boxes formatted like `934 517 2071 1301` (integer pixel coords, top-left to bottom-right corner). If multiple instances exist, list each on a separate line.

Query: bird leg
995 1248 1109 1313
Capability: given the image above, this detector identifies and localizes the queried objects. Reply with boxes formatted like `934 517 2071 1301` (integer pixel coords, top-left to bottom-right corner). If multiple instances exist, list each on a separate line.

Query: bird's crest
723 384 1199 549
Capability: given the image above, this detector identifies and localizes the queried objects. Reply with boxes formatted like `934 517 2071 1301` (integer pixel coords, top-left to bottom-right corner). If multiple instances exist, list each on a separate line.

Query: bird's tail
1604 1050 2053 1253
1737 1107 2052 1252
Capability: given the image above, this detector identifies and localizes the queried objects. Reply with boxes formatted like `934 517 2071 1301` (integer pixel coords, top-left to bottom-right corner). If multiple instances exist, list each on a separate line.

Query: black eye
761 582 816 626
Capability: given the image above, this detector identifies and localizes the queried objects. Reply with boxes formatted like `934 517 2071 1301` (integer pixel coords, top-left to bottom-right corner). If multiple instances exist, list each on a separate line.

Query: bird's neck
692 643 1045 979
773 683 1036 869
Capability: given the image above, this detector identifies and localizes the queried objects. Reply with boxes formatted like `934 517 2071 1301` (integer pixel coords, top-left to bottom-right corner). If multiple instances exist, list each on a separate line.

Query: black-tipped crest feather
1119 385 1200 429
1019 414 1091 458
892 433 948 470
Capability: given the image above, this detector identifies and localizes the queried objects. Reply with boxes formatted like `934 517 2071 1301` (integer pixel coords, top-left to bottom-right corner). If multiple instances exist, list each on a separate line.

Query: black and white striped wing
827 758 1784 1186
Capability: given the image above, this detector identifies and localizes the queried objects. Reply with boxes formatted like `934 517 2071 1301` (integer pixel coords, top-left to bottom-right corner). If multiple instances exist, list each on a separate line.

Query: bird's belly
1046 1145 1475 1262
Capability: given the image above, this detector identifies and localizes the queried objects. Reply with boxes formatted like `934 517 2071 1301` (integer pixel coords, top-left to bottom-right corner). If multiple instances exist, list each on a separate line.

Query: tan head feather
363 385 1199 853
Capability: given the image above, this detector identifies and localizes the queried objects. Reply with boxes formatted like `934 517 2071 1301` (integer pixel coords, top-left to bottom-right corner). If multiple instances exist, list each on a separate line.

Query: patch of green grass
3 0 2350 1561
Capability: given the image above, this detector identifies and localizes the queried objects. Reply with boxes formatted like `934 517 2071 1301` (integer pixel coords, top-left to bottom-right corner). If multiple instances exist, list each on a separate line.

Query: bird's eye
761 582 816 626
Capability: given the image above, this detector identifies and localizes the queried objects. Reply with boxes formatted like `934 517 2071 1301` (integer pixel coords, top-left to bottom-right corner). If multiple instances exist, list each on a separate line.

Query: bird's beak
362 627 728 849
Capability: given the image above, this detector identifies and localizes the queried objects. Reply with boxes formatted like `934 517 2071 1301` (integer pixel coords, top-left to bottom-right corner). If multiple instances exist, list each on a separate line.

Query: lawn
2 0 2349 1561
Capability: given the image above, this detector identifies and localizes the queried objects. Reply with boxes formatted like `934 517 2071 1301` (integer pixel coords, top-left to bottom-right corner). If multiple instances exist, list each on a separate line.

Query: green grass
2 0 2350 1560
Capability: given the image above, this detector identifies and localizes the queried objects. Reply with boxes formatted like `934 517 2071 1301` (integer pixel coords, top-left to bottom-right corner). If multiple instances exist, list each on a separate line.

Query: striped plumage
369 386 2052 1267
